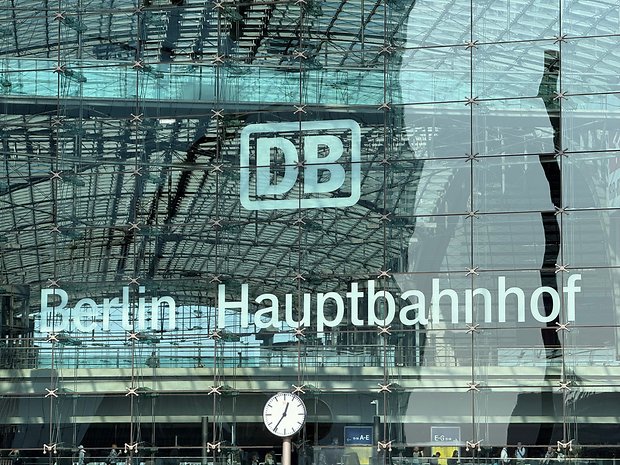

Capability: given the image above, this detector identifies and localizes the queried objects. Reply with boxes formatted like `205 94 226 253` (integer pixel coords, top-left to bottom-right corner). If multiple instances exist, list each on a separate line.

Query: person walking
9 449 22 465
501 446 510 465
515 443 526 463
106 444 119 465
542 446 555 465
78 446 86 465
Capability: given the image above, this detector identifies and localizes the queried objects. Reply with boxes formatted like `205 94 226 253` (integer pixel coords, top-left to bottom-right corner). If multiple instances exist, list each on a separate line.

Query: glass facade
1 1 619 465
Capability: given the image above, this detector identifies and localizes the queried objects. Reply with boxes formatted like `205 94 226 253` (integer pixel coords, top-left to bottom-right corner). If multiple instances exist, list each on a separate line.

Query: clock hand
273 402 289 431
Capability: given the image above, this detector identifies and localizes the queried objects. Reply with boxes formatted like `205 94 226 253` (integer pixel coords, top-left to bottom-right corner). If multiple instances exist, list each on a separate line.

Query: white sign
240 120 361 210
39 286 176 332
39 275 582 333
431 426 461 445
217 275 581 331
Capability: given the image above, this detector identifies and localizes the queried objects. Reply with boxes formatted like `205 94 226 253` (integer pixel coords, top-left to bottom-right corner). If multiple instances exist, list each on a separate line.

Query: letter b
303 135 345 194
40 288 70 332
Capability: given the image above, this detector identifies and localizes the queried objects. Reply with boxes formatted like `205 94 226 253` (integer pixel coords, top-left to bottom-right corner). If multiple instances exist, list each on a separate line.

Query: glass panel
400 47 470 104
474 155 556 213
562 94 620 153
563 36 620 95
401 103 472 159
404 213 472 272
562 0 620 36
402 158 471 216
402 0 471 48
563 152 620 209
473 213 551 270
473 42 558 101
473 99 555 157
473 0 558 42
563 210 620 267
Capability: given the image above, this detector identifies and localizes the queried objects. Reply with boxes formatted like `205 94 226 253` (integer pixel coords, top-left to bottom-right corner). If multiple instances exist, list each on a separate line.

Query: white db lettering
240 120 360 210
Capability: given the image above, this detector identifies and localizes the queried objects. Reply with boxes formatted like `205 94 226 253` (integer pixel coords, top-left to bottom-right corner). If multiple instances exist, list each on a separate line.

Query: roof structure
0 0 421 312
1 0 619 311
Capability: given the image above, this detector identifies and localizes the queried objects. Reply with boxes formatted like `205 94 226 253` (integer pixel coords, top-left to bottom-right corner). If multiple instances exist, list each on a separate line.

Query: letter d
255 137 298 196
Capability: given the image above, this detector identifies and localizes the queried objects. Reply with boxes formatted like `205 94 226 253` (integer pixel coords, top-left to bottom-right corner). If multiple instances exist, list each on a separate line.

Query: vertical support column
372 415 381 465
282 436 292 465
201 416 209 465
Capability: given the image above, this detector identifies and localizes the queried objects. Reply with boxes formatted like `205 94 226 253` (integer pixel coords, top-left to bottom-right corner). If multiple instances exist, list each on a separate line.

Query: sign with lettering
430 426 460 445
240 120 361 210
38 274 583 333
345 426 373 446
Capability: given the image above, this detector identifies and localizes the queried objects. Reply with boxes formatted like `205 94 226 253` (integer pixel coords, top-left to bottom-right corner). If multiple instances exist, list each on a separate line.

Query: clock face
263 392 306 437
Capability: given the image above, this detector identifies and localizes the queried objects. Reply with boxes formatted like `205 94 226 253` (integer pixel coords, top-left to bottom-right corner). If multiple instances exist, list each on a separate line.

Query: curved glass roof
1 0 619 308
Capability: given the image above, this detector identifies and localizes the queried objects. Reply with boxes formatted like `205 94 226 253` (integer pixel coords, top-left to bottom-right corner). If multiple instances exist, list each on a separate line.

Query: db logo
240 120 361 210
